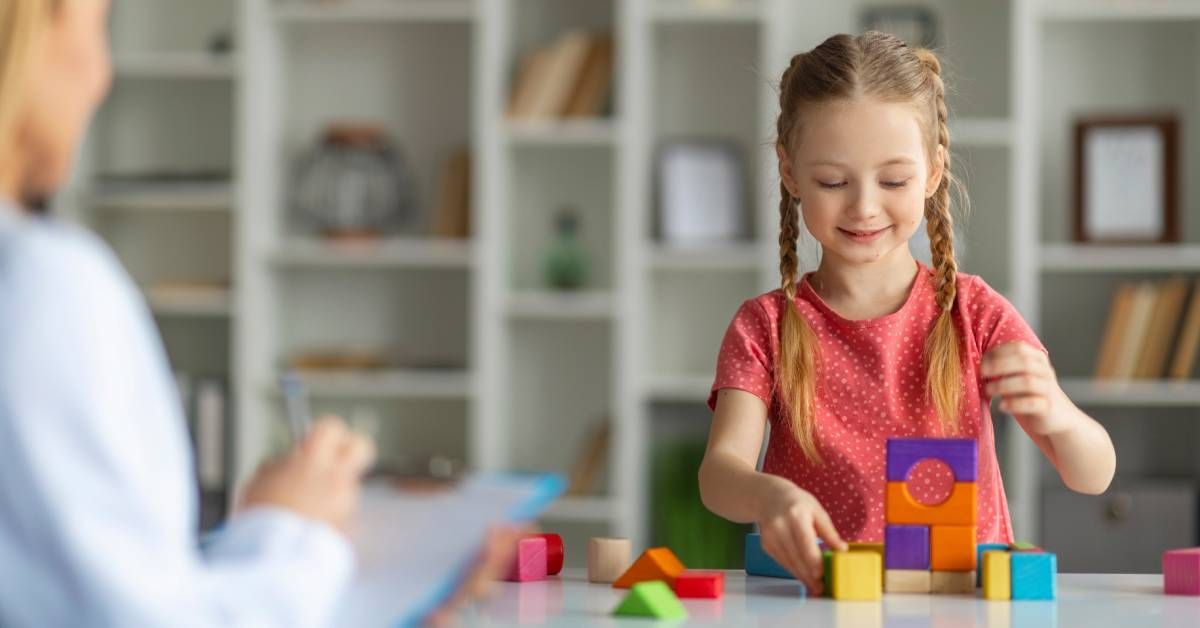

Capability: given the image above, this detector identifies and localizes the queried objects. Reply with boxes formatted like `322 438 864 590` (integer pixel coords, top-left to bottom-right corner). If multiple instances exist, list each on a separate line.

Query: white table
459 569 1200 626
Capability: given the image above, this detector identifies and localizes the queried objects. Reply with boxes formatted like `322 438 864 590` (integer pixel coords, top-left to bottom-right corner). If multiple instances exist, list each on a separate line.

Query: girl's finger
813 509 846 552
988 373 1047 398
792 517 825 592
1000 394 1050 415
764 528 808 585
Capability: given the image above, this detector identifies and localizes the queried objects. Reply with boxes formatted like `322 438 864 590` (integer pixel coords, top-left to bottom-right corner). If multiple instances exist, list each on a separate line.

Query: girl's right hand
237 416 376 534
757 478 846 594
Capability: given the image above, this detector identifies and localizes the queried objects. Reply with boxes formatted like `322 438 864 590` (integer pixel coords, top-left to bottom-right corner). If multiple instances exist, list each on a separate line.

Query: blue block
745 533 793 579
976 543 1008 587
1011 552 1057 600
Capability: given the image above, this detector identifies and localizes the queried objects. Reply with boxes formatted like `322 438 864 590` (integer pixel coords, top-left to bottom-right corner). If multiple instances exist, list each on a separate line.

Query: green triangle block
613 580 688 620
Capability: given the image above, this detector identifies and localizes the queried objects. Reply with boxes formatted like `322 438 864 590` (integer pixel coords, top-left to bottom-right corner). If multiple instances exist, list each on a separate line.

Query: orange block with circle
613 547 686 589
931 525 977 571
885 481 976 526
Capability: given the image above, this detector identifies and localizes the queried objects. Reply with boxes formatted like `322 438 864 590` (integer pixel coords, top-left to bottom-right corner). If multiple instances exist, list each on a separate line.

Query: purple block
885 524 930 570
886 438 977 482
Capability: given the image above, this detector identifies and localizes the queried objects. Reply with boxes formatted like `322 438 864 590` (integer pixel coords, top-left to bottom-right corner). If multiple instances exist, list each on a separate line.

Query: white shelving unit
92 0 1198 561
1018 0 1200 552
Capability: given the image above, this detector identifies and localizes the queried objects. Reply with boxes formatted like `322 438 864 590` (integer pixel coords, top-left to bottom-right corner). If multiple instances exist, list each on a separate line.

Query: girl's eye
882 179 910 189
818 181 846 189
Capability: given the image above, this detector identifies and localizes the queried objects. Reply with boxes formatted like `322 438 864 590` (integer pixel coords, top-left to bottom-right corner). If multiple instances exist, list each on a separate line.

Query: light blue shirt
0 205 354 627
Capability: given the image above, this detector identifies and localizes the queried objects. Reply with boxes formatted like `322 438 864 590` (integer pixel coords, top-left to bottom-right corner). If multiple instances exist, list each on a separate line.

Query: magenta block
885 524 930 570
886 438 977 482
1164 548 1200 595
505 537 548 582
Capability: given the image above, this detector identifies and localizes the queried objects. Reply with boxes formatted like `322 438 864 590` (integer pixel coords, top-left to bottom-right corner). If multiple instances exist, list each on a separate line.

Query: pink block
1164 548 1200 595
506 537 548 582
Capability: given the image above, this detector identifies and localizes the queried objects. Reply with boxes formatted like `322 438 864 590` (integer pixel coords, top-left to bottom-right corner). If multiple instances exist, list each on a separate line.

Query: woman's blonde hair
775 32 966 462
0 0 59 168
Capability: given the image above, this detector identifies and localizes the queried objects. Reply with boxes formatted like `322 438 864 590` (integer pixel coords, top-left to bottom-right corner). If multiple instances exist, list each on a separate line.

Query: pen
280 371 311 443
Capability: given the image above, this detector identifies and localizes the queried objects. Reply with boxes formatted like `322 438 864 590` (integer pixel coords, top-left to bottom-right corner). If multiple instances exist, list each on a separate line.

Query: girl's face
17 0 112 202
778 98 944 268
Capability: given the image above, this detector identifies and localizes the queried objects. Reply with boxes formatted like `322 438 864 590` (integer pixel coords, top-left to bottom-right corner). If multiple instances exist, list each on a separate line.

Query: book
1169 279 1200 379
335 473 565 627
1134 276 1188 379
562 33 614 118
1112 281 1157 380
522 31 593 119
566 420 609 496
507 47 551 118
1094 283 1135 380
194 378 226 491
431 147 471 239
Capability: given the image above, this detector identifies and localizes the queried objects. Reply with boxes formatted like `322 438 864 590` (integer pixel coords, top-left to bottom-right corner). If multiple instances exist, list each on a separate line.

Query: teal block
1011 552 1057 600
745 533 793 580
976 543 1008 587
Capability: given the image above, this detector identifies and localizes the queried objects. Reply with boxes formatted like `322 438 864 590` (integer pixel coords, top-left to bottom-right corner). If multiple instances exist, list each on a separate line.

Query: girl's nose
846 184 882 220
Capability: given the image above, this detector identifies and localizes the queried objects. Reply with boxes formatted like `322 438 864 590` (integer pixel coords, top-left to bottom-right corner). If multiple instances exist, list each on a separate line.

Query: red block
674 570 724 599
505 537 548 582
1164 548 1200 595
531 533 564 575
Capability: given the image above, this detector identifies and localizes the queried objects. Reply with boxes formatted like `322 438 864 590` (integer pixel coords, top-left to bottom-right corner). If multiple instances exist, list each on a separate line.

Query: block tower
884 438 979 594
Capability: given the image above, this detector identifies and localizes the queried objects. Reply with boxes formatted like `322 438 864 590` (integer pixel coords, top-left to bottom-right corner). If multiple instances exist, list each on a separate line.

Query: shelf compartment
271 238 474 269
274 0 474 23
506 291 615 321
114 52 239 80
270 368 472 400
1041 244 1200 273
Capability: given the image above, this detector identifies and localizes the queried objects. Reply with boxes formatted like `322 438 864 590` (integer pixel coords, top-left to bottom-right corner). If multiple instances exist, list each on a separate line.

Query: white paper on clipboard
334 473 565 628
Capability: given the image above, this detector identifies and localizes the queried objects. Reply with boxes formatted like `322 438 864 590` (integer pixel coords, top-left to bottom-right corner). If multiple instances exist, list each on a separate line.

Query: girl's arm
699 389 845 593
982 342 1116 495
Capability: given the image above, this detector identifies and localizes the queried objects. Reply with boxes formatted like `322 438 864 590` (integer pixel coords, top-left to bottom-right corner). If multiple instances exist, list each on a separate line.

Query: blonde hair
0 0 59 169
775 32 966 462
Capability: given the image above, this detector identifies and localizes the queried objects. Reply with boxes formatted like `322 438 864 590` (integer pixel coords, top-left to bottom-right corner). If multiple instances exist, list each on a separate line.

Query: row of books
1094 277 1200 380
508 31 614 120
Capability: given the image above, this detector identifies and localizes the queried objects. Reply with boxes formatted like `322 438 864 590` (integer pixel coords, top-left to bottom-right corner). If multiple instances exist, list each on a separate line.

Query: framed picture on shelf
1073 115 1180 244
655 140 747 247
860 6 938 48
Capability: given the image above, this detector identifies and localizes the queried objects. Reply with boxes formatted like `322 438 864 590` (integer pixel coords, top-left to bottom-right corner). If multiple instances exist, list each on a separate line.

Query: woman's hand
237 416 376 534
757 477 846 594
982 342 1075 436
424 526 530 626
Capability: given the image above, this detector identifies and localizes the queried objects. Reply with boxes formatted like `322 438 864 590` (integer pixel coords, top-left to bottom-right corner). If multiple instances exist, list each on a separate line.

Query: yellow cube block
849 542 885 586
832 550 882 601
982 550 1011 600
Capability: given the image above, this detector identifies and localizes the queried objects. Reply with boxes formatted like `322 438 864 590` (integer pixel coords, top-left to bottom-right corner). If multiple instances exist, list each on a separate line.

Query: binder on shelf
1112 281 1157 380
194 378 227 492
1094 283 1134 379
1134 276 1188 379
507 31 614 121
431 147 471 239
1169 280 1200 379
563 33 614 118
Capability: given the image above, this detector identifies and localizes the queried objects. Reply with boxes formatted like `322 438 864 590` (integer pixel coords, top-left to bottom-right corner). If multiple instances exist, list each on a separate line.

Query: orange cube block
931 525 977 572
886 481 977 526
613 547 686 589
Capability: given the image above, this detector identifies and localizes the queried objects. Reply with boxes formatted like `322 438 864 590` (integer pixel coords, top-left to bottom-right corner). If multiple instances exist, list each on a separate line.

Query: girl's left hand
981 341 1074 436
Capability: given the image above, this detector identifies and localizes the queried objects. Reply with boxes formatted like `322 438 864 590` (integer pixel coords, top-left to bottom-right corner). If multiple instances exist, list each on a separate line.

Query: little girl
697 32 1115 594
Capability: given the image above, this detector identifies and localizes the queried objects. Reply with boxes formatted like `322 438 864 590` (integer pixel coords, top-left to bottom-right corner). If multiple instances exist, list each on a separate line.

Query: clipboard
334 472 566 627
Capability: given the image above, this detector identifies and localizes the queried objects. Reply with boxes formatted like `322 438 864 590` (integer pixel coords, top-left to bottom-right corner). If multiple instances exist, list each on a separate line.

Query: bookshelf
1020 0 1200 562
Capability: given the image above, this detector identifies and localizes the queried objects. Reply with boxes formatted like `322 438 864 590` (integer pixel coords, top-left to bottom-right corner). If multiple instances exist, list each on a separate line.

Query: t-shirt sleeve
708 297 776 411
967 275 1047 356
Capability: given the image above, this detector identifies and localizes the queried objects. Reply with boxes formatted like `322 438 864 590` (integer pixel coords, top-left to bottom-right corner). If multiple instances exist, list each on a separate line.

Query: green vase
544 208 588 290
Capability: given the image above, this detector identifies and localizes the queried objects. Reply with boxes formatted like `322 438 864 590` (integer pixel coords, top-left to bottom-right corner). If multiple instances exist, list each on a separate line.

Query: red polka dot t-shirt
707 261 1045 544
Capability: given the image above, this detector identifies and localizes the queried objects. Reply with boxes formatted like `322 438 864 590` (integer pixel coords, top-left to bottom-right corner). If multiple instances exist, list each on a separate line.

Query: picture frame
860 6 939 48
1073 115 1180 244
655 139 748 246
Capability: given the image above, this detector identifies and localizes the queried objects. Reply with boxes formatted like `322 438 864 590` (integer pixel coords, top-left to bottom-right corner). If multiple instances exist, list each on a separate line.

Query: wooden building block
931 570 975 594
613 547 685 589
744 532 793 579
850 542 885 586
885 524 930 570
588 537 631 584
930 525 976 571
976 543 1009 586
1010 541 1039 551
504 537 547 582
1011 552 1056 600
886 481 977 526
885 569 932 594
886 437 978 482
822 549 832 596
1164 548 1200 595
982 550 1011 600
674 570 724 599
612 580 687 620
831 551 882 601
530 533 564 575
